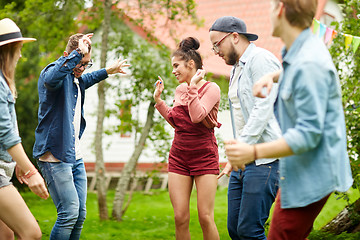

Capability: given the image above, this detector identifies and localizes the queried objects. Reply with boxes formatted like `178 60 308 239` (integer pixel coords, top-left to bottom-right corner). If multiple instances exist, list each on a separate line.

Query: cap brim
0 37 36 47
242 33 258 41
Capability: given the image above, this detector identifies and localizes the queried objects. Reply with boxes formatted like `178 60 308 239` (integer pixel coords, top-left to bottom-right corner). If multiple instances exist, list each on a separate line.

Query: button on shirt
228 43 282 166
275 28 353 208
33 50 108 163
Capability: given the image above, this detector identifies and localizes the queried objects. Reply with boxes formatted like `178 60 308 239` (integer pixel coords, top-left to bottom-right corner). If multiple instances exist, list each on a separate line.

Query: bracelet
253 145 257 161
24 169 38 179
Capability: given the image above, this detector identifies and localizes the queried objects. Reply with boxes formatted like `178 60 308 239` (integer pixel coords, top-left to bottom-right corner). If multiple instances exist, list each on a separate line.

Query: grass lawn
22 186 359 239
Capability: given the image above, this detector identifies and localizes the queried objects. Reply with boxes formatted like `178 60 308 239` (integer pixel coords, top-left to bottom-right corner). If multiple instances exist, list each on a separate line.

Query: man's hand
106 57 131 75
225 139 254 171
217 162 232 179
253 70 281 98
78 33 93 55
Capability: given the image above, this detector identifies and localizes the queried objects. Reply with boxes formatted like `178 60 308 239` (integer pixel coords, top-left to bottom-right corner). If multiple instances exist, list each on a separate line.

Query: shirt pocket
280 88 297 119
7 92 15 104
6 92 16 115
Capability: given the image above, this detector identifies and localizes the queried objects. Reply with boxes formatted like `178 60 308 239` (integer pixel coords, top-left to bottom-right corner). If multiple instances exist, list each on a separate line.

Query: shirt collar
238 42 256 66
281 28 311 65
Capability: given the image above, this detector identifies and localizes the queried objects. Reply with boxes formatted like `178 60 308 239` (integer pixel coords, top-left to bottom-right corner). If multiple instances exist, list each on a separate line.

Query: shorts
168 144 219 176
0 160 16 188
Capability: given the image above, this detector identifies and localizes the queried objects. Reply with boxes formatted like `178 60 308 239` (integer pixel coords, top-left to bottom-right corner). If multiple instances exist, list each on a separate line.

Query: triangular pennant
312 18 360 53
344 34 353 50
328 30 338 45
352 36 360 53
312 19 320 35
319 23 327 39
324 28 334 44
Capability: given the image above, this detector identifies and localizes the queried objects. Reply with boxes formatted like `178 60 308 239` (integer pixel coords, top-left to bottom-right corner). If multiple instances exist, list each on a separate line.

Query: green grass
313 188 360 230
23 188 230 239
22 187 359 239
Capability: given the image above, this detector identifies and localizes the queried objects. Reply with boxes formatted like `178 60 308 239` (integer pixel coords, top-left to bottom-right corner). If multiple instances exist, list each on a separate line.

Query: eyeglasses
75 59 93 69
212 32 232 54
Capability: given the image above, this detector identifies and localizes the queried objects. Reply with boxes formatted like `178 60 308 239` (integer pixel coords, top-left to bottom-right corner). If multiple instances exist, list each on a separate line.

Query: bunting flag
312 18 359 53
353 37 360 53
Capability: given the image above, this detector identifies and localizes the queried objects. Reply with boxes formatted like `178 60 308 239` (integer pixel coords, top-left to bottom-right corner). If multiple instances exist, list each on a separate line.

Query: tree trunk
322 198 360 234
112 101 155 221
94 0 112 220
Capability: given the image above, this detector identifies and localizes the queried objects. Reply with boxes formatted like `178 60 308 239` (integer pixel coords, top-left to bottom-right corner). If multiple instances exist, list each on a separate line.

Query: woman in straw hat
0 18 49 240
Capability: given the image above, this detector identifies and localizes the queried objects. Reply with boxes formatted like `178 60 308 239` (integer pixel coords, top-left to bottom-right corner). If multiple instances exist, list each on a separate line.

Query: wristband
24 169 38 179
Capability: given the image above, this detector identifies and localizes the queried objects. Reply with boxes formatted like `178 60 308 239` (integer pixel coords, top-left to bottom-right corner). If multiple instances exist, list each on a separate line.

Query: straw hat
0 18 36 47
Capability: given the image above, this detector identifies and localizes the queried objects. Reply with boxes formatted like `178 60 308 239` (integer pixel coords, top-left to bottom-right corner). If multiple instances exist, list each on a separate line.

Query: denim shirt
0 71 21 162
275 28 353 208
33 50 108 163
229 43 282 165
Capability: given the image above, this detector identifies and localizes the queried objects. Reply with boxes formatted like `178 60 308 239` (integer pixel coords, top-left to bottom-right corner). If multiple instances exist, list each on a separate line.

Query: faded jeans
38 159 87 240
227 160 279 240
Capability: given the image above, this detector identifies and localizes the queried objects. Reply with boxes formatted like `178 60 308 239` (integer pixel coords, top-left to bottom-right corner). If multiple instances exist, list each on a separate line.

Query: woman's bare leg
195 174 219 240
168 172 193 240
0 218 14 240
0 185 42 240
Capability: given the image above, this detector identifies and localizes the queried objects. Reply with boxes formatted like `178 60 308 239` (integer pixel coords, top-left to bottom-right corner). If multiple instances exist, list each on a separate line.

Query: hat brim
241 33 258 41
0 37 36 47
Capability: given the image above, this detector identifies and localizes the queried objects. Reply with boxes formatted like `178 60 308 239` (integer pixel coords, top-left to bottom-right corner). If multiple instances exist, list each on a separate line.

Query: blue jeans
38 159 87 240
227 161 279 240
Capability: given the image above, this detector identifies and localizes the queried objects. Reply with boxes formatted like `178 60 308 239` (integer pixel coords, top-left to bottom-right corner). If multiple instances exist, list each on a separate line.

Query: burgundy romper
167 82 220 176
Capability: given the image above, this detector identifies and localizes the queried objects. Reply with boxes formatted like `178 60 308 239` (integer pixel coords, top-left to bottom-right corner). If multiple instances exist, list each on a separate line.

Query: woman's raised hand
154 76 164 103
190 69 206 85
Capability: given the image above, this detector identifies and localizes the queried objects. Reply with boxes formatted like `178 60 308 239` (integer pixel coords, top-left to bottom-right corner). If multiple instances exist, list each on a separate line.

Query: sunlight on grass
21 186 359 239
313 188 360 230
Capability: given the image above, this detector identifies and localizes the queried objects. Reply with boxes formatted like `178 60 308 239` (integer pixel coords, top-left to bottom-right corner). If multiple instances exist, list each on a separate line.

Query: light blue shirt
0 71 21 162
275 28 353 208
229 43 282 165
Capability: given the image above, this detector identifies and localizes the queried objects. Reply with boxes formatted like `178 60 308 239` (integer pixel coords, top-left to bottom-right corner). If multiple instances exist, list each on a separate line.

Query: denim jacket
0 71 21 162
276 28 353 208
229 43 282 165
33 50 108 163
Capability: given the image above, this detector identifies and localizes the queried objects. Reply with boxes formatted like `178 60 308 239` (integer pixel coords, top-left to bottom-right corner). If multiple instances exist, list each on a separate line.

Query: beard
225 45 239 66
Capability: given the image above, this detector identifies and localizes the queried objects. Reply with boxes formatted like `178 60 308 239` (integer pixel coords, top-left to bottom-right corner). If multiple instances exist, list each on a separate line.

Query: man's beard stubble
226 45 239 66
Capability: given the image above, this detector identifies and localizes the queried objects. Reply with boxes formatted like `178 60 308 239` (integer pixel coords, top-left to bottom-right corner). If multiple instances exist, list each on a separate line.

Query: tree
93 0 112 220
77 0 199 221
109 29 175 221
0 0 86 178
84 0 201 221
321 0 360 234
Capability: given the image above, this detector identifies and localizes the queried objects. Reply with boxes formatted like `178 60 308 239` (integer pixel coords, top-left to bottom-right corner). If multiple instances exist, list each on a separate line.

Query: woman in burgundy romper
154 37 221 240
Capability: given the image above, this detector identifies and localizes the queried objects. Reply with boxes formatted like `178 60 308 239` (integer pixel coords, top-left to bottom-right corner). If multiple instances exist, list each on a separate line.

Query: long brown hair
0 41 22 97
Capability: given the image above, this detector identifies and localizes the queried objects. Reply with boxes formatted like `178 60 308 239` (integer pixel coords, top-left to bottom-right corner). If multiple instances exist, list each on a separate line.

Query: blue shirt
0 71 21 162
229 43 282 165
33 50 108 163
275 28 353 208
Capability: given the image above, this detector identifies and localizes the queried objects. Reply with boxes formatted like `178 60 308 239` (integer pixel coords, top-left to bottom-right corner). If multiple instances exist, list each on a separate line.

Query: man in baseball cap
210 16 281 239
